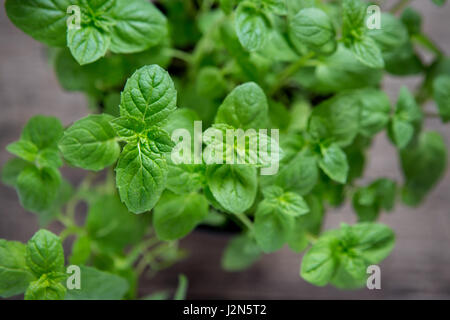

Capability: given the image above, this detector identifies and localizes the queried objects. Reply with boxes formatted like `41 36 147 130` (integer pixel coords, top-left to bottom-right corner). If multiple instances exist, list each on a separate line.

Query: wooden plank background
1 1 450 299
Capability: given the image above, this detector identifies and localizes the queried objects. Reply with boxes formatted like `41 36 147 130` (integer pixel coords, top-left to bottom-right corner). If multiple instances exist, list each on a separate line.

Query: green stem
235 213 254 233
165 49 194 64
269 52 315 96
412 34 444 58
390 0 412 14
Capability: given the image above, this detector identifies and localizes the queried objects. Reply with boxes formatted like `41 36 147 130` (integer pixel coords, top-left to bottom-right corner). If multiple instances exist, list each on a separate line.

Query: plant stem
235 213 254 233
390 0 412 14
412 34 444 58
165 49 193 64
269 52 315 96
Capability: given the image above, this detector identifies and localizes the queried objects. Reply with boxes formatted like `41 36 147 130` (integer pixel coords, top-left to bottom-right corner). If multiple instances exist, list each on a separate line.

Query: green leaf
110 116 146 141
1 158 31 187
166 164 205 195
315 45 383 92
308 91 360 147
353 179 396 222
289 8 336 55
368 13 409 55
221 234 262 271
109 0 167 54
254 200 293 252
0 240 35 298
342 0 366 39
357 89 391 137
115 142 168 214
196 67 228 100
25 274 66 300
318 143 349 184
65 266 129 300
215 82 269 129
17 166 61 213
153 192 208 240
432 0 447 6
59 114 120 171
146 127 175 154
69 235 91 265
300 239 337 286
67 26 111 65
433 75 450 122
235 2 269 52
26 230 64 277
5 0 71 47
389 86 423 149
120 65 177 126
350 36 385 69
262 0 287 15
36 148 63 168
174 274 188 300
261 186 309 217
401 7 422 35
401 131 447 206
21 115 64 150
86 194 149 250
206 164 257 214
6 140 38 163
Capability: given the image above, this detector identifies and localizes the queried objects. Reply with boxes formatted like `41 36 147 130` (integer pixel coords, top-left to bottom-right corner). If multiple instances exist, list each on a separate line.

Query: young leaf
221 234 262 271
433 75 450 122
308 92 360 147
357 89 391 137
289 8 336 54
215 82 269 129
351 36 385 69
262 0 287 15
254 201 293 253
5 0 71 47
166 164 205 195
300 239 337 286
16 166 61 213
59 114 120 171
6 140 38 163
0 240 35 298
206 164 257 214
153 192 209 241
110 116 146 141
25 274 66 300
318 143 349 184
235 2 269 52
262 186 309 217
26 230 64 277
115 142 168 214
120 65 177 125
67 26 111 65
109 0 167 54
21 116 64 150
65 266 129 300
1 158 31 187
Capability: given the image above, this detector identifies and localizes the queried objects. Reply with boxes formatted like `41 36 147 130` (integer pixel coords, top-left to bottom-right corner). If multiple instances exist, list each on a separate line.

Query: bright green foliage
289 8 336 55
301 223 395 288
59 114 120 171
153 192 208 240
0 240 35 298
5 0 167 65
3 0 450 297
26 230 65 277
206 165 257 214
65 266 129 300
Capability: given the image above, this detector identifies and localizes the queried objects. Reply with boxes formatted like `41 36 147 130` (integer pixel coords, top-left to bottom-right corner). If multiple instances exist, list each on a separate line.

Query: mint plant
2 0 450 299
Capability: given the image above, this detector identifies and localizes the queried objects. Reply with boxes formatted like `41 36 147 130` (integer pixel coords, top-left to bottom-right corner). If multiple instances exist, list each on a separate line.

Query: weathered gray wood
1 0 450 299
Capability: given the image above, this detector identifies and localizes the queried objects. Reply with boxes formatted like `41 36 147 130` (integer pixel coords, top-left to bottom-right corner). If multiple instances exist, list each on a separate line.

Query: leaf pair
4 116 65 214
300 223 395 289
6 0 167 65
